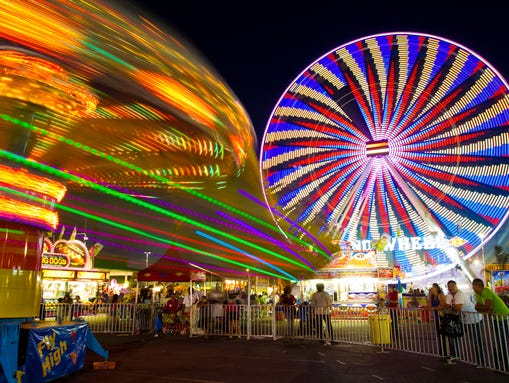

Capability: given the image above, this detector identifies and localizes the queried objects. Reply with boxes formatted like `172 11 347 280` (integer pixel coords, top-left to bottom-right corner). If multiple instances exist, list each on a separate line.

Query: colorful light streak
0 111 327 264
62 192 312 268
195 230 298 281
57 194 296 281
0 150 313 279
238 188 331 259
0 0 254 189
215 210 316 270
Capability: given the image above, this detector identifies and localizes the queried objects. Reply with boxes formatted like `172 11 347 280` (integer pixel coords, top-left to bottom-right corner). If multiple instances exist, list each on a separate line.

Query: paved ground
54 333 509 383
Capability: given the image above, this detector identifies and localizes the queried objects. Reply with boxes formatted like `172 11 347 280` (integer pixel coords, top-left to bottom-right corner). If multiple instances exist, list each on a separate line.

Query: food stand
41 236 110 304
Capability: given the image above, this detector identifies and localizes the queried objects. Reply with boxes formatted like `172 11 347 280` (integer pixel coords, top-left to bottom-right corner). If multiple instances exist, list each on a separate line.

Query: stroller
162 312 180 335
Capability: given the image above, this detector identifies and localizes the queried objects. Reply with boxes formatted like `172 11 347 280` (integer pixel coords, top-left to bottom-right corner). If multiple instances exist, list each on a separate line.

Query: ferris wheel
260 32 509 279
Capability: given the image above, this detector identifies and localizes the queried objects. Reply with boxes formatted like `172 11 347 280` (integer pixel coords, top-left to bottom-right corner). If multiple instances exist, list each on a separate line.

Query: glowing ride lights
260 32 509 281
0 49 98 116
0 0 255 190
365 139 389 158
0 164 66 229
0 0 327 278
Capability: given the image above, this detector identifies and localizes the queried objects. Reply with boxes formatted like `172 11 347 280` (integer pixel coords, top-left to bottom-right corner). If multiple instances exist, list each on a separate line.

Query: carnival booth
40 233 110 317
300 248 398 311
0 221 109 383
136 255 229 297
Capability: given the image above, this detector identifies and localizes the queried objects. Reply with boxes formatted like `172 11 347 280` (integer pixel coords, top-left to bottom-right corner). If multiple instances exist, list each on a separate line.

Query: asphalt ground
53 333 509 383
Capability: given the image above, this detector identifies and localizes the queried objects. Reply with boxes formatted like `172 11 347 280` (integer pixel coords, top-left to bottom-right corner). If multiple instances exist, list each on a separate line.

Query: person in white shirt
310 283 333 345
183 288 200 312
461 292 485 367
443 280 466 363
181 288 200 332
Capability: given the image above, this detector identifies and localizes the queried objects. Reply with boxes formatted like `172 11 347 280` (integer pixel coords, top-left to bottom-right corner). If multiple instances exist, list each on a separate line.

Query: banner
191 270 206 281
378 267 395 279
23 322 88 382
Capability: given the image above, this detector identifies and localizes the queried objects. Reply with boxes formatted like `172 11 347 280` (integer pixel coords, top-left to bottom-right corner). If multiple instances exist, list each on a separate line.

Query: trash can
368 313 391 344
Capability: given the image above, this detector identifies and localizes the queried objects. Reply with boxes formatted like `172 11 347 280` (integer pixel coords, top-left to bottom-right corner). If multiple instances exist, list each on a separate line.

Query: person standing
61 292 73 321
279 285 297 337
427 283 447 357
461 290 485 368
224 298 241 339
443 280 466 364
472 278 509 371
182 287 200 332
386 285 400 341
310 283 333 346
197 295 210 338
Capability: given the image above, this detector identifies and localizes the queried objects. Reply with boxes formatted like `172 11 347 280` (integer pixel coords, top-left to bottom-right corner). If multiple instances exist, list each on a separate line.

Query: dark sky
130 1 509 147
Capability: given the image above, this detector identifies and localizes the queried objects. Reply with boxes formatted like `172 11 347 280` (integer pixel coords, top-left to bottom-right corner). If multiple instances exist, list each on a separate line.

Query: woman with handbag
443 280 466 364
427 283 447 357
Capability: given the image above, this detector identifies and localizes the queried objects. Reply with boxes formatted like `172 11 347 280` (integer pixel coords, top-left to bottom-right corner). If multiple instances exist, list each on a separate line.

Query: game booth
0 221 110 383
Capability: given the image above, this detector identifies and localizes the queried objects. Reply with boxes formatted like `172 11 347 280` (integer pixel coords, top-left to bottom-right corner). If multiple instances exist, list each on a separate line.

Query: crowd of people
153 287 247 338
46 279 508 371
381 278 508 370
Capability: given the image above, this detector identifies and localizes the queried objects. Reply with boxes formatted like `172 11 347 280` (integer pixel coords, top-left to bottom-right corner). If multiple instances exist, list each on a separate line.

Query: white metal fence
38 302 508 374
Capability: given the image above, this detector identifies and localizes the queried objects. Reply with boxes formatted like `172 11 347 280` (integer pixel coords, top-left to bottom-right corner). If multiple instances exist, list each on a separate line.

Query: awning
136 259 194 282
136 255 227 282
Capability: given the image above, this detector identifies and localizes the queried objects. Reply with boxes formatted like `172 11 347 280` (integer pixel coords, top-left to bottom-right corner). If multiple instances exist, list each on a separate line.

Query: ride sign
21 322 88 382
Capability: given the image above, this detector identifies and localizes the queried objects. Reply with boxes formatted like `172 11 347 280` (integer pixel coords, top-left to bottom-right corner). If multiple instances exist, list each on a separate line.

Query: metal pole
144 251 151 268
247 269 251 340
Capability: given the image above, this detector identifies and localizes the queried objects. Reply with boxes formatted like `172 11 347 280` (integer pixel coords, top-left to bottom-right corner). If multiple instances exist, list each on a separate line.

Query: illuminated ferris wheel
260 32 509 279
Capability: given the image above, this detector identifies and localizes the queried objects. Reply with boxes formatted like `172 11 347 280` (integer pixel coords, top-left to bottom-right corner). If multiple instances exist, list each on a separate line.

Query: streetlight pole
144 251 151 268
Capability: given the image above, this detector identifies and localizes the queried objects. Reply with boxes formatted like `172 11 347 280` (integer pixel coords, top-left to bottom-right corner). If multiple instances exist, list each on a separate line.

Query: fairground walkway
55 332 508 383
40 302 509 375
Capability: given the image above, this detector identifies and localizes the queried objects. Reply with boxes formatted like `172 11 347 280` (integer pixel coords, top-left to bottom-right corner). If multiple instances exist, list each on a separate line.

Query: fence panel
36 302 508 374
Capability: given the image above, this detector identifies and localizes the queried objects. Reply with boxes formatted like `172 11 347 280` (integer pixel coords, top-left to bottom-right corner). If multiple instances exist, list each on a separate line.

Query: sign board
191 271 206 281
22 322 88 382
378 267 395 279
42 238 93 271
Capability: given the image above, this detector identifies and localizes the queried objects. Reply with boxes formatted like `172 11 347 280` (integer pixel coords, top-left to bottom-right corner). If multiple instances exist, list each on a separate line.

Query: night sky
129 1 509 148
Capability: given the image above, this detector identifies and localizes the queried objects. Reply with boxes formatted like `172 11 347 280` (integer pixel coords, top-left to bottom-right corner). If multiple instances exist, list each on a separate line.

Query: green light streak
0 227 25 235
0 149 313 273
84 41 136 70
0 184 294 281
0 112 330 260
